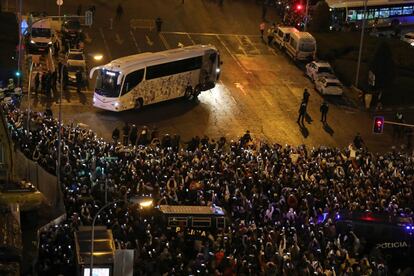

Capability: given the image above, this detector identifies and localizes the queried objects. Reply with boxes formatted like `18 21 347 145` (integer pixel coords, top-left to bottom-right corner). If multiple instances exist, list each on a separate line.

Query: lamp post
56 63 65 191
26 58 34 131
355 0 368 87
89 197 153 276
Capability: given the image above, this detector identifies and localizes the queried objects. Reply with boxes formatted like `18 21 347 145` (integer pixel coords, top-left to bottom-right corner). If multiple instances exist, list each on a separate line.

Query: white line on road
159 33 170 49
215 35 250 75
186 33 196 45
84 32 92 43
129 30 141 53
163 31 260 37
235 35 248 56
99 28 112 60
243 35 261 54
115 34 124 45
145 35 154 46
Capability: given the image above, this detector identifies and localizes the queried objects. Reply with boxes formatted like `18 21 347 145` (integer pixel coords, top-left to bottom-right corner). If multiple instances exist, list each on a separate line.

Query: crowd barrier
13 149 65 212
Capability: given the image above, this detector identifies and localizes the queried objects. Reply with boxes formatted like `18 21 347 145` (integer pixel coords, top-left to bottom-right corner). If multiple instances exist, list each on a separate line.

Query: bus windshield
299 43 315 52
95 70 121 98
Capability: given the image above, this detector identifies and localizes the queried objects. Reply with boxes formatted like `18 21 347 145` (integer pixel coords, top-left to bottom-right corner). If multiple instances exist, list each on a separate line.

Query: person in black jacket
112 128 120 143
297 102 307 125
320 101 329 123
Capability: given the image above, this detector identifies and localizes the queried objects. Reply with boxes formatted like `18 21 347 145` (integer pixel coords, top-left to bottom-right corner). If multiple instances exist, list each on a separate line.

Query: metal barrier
13 150 64 211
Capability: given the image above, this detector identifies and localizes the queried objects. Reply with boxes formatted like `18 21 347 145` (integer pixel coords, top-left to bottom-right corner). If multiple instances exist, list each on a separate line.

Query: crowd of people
3 103 414 275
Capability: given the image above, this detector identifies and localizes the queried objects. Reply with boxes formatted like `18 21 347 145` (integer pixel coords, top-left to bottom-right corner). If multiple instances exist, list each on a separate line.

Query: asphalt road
14 0 399 152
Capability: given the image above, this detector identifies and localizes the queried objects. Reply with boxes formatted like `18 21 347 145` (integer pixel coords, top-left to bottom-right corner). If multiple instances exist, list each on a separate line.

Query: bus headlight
48 41 53 45
114 101 119 108
216 68 221 74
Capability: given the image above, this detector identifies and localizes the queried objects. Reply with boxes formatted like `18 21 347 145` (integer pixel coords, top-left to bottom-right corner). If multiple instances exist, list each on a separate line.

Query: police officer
34 72 40 94
155 17 163 33
302 88 310 104
393 112 404 139
76 70 83 93
320 101 329 123
297 102 307 125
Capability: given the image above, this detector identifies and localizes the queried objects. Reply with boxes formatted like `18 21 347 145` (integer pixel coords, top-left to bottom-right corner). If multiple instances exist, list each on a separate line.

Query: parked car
67 65 87 85
315 76 343 96
401 32 414 46
306 61 335 81
66 50 86 68
61 19 82 40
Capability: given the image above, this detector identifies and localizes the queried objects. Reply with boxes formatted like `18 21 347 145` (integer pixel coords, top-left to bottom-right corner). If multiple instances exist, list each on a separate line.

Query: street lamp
355 0 368 87
89 196 153 276
57 63 66 194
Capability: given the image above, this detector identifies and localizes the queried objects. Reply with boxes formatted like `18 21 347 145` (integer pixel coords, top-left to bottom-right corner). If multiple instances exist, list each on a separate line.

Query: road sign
56 0 63 6
85 10 93 26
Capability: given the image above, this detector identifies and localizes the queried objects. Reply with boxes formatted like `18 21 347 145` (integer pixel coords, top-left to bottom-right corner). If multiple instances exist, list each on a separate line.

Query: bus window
146 56 202 80
191 217 211 228
121 69 144 95
168 217 187 227
95 70 121 98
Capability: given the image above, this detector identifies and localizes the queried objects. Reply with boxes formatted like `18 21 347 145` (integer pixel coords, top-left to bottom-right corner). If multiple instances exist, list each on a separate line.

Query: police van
285 31 316 61
157 205 227 238
336 211 413 264
27 17 55 53
274 26 299 50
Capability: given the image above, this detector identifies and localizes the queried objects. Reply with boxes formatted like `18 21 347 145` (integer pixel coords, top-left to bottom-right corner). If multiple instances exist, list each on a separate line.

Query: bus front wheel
135 98 143 110
184 86 193 100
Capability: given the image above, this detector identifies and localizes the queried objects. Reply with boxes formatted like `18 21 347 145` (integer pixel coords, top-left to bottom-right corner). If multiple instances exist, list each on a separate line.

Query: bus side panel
134 70 200 105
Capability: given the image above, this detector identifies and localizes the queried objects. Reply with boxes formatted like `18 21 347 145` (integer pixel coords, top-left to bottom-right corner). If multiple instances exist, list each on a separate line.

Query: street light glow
93 54 103 61
139 199 153 208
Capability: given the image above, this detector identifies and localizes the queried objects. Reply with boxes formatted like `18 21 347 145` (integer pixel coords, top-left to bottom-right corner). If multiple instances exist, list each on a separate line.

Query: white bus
285 31 316 61
89 45 221 112
327 0 414 29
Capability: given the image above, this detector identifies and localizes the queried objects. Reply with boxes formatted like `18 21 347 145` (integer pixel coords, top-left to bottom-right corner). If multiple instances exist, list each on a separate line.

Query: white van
28 18 54 53
285 31 316 61
274 27 299 49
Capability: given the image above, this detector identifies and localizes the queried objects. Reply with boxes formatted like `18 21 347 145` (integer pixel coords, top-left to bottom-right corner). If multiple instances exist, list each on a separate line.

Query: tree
310 0 331 32
369 40 395 90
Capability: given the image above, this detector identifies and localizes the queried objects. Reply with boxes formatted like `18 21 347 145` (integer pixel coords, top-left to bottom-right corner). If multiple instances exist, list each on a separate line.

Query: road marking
84 32 92 43
130 18 154 31
186 33 196 45
234 82 247 95
115 34 124 45
99 28 112 60
235 35 248 56
145 35 154 46
129 30 141 53
243 35 262 55
159 33 170 49
163 31 260 37
215 34 250 75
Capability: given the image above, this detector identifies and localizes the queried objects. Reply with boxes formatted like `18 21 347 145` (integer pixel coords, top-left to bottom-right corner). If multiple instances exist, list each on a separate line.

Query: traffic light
373 116 384 134
295 4 303 12
15 71 21 77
